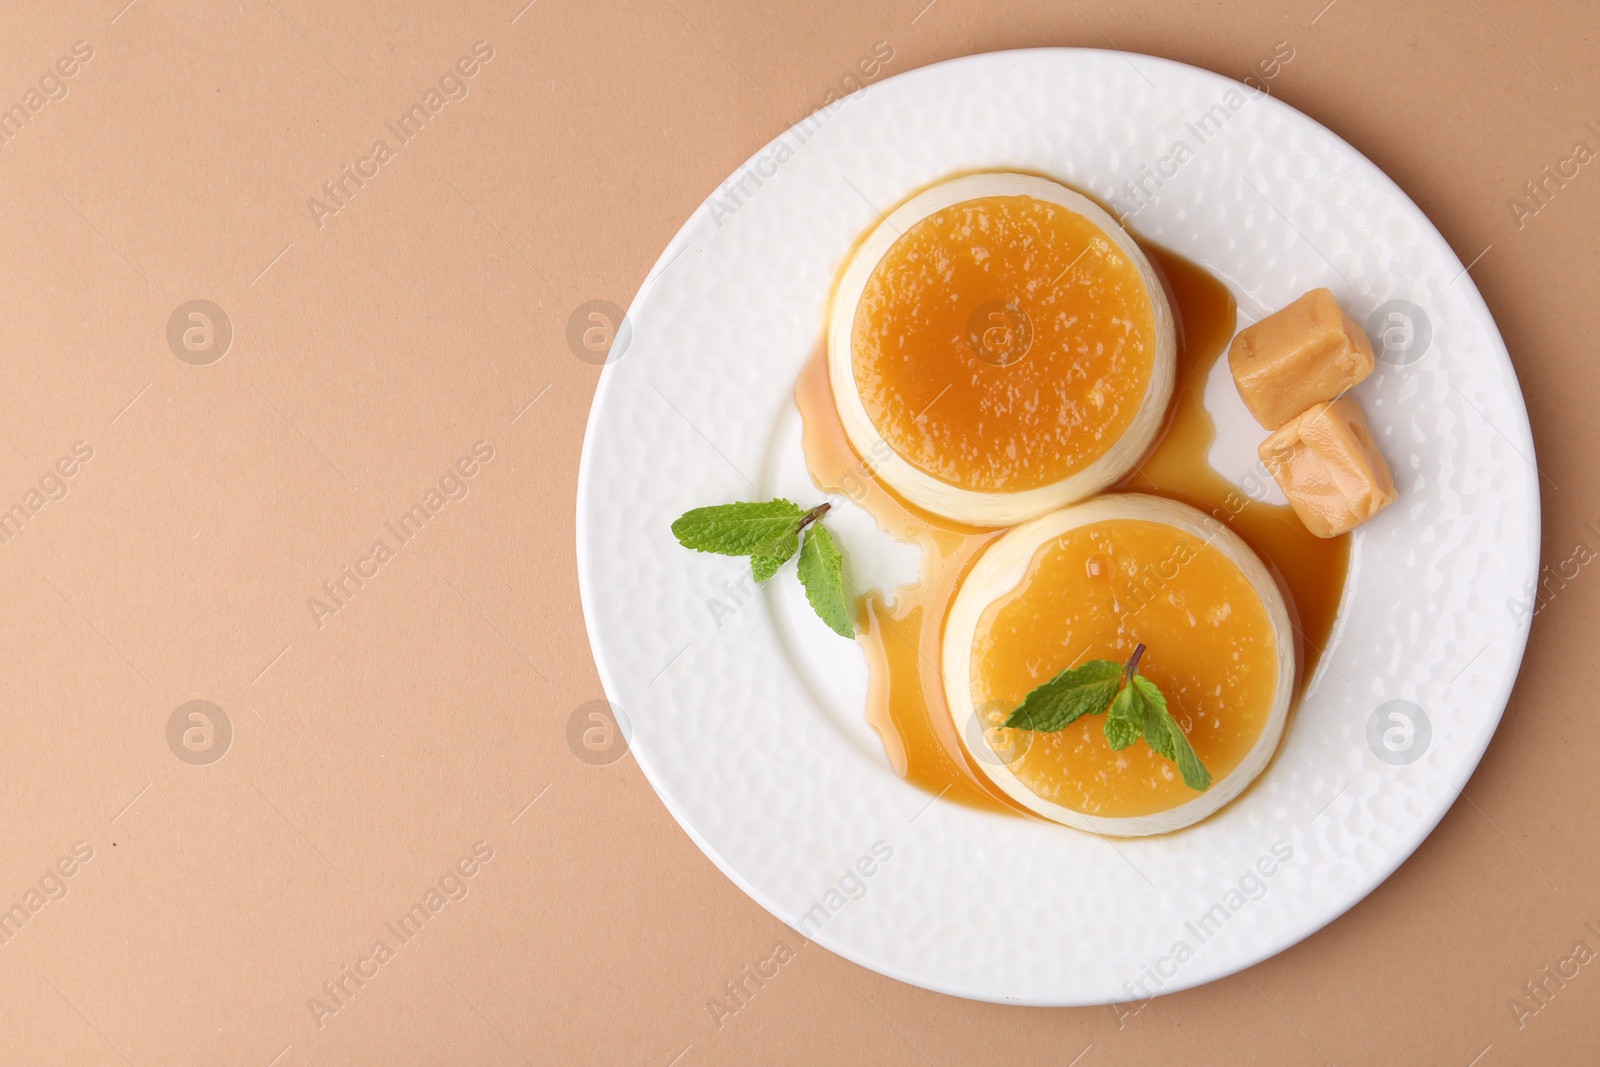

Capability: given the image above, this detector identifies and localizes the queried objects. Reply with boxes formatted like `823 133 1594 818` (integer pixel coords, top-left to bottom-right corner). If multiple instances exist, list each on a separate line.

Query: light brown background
0 0 1595 1064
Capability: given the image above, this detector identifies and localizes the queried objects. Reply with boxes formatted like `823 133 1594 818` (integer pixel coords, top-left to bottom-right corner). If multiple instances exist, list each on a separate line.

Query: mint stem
1124 642 1147 684
797 502 831 533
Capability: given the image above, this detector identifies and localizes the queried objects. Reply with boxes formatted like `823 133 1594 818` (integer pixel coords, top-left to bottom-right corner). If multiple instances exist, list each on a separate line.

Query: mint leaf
749 527 800 583
1170 724 1212 792
671 500 804 556
1002 659 1121 731
1158 716 1203 793
796 523 853 637
1135 675 1177 760
1134 674 1210 791
751 544 791 583
751 552 783 583
1104 684 1143 750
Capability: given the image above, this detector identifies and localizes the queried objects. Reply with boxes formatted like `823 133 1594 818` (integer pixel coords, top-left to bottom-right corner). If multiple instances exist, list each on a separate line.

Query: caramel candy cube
1258 396 1397 538
1228 288 1376 429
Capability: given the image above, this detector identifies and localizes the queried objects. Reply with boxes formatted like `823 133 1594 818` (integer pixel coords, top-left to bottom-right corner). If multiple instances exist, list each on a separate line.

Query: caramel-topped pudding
828 173 1174 526
942 494 1294 835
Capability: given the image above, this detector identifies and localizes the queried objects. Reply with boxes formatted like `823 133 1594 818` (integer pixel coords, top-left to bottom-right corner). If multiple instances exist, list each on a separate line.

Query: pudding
827 173 1175 526
942 494 1295 835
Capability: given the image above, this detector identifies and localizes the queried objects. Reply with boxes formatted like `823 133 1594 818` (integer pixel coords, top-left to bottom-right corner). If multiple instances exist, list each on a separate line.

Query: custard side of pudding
827 173 1175 526
941 494 1295 836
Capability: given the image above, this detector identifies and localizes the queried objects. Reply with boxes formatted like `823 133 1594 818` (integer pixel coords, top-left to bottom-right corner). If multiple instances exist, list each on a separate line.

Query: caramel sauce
1121 248 1350 682
796 237 1350 817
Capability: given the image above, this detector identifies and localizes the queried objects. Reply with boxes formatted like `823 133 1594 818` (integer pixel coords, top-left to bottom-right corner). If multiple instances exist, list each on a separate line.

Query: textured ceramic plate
575 49 1539 1005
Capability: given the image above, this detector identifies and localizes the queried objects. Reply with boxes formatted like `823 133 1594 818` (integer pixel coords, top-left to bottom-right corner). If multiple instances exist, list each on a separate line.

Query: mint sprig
670 499 854 637
1001 643 1211 791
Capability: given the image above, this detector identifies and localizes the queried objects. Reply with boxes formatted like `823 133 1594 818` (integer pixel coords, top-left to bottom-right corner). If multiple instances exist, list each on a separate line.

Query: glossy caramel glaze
851 194 1157 492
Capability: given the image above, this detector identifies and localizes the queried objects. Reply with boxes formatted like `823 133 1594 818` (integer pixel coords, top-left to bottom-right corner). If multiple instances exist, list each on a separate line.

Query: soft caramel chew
1228 288 1375 429
1258 397 1397 538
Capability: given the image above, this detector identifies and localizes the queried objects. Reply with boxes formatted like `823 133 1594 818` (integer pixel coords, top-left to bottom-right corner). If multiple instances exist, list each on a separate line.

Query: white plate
575 49 1539 1005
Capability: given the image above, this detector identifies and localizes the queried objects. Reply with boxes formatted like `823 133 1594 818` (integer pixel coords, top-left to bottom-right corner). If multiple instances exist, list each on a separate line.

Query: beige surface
0 1 1595 1064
